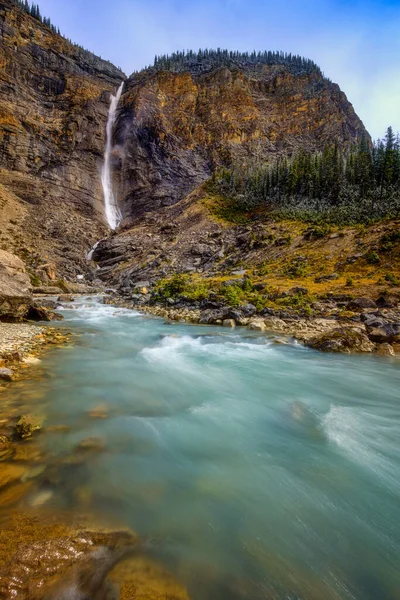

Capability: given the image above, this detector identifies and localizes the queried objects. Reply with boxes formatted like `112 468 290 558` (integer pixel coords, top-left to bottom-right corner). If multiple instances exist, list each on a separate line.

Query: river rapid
2 296 400 599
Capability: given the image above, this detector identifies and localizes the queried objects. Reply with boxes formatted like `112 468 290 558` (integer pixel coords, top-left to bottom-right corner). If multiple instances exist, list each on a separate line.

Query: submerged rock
0 480 33 508
108 555 190 600
0 514 189 600
88 404 110 419
0 514 136 600
15 415 43 439
0 435 12 461
28 489 54 507
0 463 26 489
77 436 106 453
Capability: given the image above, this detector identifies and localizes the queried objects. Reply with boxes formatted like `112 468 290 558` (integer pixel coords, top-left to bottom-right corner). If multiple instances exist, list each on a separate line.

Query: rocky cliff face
0 249 31 319
113 62 367 219
0 0 125 279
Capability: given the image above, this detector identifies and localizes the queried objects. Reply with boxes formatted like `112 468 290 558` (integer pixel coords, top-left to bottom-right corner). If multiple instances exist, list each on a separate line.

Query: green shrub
219 285 243 307
156 274 211 301
156 274 189 298
184 283 209 301
276 292 313 314
384 273 400 286
242 277 254 293
29 273 41 287
257 263 270 276
56 279 70 293
364 250 380 265
283 258 309 278
380 230 400 252
304 225 332 239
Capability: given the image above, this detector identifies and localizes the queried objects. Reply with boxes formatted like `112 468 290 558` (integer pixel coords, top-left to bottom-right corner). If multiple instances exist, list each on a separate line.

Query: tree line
12 0 60 34
151 49 324 78
10 0 115 62
213 127 400 225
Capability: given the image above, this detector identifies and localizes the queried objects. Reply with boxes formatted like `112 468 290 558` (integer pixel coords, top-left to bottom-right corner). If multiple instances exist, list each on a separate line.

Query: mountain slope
0 0 124 280
112 52 367 220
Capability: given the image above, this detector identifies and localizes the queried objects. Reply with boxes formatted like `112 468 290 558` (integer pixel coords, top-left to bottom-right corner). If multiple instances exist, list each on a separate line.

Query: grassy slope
154 188 400 311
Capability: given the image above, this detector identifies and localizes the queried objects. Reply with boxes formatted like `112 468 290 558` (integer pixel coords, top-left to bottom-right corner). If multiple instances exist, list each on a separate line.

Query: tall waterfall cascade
101 82 124 230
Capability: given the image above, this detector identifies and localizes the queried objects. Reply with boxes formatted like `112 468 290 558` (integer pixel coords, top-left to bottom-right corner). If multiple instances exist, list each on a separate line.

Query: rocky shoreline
105 294 400 356
0 323 72 384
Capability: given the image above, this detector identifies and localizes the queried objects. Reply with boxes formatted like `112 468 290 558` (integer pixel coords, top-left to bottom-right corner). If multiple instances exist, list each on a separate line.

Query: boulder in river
248 319 267 331
375 343 395 357
306 327 375 353
26 305 64 322
58 294 74 302
222 319 236 328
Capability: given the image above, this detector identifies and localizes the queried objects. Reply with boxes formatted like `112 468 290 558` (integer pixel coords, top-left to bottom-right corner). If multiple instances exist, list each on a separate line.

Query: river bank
104 294 400 356
0 323 72 383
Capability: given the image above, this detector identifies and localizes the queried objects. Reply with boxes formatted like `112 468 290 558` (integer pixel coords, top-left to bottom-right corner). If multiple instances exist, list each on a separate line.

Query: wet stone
28 488 54 507
15 415 43 439
77 437 106 453
0 435 13 461
0 480 34 507
87 404 109 419
375 343 395 357
0 463 26 489
0 368 13 382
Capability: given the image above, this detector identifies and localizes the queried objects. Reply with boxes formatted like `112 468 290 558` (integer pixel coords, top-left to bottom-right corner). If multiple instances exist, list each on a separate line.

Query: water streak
101 83 124 229
87 240 100 260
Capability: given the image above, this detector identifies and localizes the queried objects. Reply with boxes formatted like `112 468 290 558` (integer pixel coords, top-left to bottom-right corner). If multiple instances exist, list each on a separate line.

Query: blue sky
38 0 400 139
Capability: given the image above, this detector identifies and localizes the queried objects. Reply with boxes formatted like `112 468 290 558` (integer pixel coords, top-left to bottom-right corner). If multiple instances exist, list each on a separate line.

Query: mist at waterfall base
101 83 123 230
6 297 400 600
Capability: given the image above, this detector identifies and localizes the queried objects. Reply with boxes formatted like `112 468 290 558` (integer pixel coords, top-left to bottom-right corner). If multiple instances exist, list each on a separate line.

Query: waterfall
87 240 100 261
101 82 124 230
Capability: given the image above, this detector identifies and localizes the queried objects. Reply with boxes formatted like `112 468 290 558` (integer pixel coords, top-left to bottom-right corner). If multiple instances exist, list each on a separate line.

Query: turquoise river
2 296 400 599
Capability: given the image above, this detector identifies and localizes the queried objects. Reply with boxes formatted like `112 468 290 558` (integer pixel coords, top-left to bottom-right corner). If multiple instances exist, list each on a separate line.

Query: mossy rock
306 327 375 353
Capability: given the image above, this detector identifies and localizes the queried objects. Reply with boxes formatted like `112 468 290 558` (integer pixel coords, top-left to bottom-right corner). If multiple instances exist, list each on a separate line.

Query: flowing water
101 83 123 229
3 297 400 599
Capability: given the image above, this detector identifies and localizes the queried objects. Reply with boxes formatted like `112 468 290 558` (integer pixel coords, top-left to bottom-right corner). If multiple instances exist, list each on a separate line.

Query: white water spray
87 240 101 261
101 82 124 229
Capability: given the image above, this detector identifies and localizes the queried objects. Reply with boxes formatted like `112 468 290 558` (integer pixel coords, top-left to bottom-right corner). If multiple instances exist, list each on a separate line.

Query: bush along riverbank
104 274 400 355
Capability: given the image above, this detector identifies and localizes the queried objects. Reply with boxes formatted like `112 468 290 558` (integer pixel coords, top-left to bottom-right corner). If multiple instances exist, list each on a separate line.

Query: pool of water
3 296 400 599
